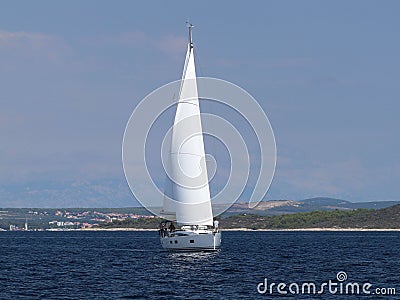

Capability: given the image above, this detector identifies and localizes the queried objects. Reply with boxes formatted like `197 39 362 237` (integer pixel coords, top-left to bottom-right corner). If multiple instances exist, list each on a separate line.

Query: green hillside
222 204 400 229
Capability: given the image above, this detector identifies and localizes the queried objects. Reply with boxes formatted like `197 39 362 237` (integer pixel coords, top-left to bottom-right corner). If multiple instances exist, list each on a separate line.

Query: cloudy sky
1 1 399 207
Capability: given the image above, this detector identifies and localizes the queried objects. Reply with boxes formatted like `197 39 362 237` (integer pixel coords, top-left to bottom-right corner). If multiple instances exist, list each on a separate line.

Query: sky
0 1 399 207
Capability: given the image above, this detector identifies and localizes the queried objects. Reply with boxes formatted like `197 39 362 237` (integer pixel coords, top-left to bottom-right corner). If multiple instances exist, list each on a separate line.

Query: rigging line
213 135 219 196
195 43 205 78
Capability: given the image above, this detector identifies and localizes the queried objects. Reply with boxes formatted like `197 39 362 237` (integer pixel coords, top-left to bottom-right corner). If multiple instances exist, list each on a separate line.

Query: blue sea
0 231 399 299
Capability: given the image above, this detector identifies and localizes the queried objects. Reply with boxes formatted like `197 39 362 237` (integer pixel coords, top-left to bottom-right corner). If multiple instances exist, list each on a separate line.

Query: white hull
160 229 221 251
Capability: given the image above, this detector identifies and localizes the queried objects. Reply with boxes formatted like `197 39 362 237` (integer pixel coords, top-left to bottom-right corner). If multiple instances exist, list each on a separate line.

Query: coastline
78 227 400 232
79 228 158 231
222 228 400 231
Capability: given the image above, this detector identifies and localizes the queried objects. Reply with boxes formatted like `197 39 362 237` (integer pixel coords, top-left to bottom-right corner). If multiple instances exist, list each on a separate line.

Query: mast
188 22 193 49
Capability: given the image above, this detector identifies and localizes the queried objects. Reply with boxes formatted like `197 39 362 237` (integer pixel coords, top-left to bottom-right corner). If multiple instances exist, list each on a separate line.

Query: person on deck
214 219 219 231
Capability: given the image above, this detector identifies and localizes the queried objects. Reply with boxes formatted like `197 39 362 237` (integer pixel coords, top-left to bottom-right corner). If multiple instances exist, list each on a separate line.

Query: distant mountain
346 201 400 209
222 197 400 216
1 180 398 216
0 179 139 208
300 197 351 206
300 197 400 210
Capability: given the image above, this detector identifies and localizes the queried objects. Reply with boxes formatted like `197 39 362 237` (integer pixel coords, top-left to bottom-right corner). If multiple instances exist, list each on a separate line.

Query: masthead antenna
186 21 194 48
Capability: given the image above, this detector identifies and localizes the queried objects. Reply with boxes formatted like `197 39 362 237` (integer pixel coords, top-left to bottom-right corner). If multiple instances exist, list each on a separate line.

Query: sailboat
159 24 221 251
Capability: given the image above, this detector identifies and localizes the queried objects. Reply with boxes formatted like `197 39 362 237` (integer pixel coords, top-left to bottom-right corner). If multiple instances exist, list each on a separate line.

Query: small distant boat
159 24 221 251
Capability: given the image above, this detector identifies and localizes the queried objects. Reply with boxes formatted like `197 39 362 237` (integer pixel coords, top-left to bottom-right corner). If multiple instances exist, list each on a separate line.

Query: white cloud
102 31 148 47
158 34 187 55
0 29 71 67
0 30 50 46
96 31 186 56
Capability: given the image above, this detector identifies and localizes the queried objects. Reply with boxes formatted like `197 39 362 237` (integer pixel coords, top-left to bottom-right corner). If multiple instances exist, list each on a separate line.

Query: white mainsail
163 27 213 226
